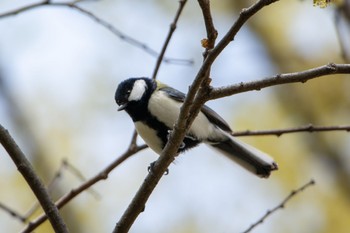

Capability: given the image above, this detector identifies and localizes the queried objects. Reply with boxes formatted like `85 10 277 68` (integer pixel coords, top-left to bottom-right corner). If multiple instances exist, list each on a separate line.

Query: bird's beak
117 103 128 111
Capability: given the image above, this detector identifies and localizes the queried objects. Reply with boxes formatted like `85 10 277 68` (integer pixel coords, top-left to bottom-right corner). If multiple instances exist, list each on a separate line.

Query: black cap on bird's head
115 78 135 111
115 77 154 111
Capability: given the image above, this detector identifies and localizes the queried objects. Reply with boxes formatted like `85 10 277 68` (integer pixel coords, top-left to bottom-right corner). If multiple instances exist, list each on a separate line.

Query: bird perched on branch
115 77 278 178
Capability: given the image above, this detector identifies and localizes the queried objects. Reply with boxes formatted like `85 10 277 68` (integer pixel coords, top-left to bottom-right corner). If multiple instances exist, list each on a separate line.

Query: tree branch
0 124 69 233
232 124 350 137
243 179 315 233
209 63 350 100
0 0 192 65
0 0 49 18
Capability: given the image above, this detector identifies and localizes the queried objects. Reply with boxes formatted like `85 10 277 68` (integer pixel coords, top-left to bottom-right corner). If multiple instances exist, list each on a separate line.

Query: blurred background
0 0 349 232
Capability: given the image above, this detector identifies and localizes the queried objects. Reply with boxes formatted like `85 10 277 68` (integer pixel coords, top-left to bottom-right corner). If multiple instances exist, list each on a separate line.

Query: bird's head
115 77 154 111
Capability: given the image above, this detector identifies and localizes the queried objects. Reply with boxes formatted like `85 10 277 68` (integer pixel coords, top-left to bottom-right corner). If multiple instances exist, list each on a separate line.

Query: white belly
135 121 163 154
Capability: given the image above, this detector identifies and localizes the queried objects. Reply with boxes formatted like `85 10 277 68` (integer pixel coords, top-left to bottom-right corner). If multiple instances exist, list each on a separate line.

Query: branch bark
209 63 350 100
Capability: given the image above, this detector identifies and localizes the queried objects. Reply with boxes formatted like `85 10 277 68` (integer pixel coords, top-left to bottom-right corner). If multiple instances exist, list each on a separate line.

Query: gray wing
160 86 232 133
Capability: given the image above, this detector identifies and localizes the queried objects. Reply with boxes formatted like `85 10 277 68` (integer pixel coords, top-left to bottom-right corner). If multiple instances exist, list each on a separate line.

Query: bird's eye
126 89 131 94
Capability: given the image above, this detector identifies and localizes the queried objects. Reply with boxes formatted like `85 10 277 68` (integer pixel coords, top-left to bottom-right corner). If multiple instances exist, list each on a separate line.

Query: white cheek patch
128 79 147 101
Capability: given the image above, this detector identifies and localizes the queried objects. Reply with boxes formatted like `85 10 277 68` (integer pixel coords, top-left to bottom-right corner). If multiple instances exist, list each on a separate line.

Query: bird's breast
148 91 181 128
135 121 164 154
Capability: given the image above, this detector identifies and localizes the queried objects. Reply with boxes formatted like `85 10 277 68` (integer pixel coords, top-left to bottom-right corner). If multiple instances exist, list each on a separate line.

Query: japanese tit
115 77 278 178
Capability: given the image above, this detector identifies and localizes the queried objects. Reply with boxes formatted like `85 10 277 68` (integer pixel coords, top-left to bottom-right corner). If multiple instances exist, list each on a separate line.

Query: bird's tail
209 137 278 178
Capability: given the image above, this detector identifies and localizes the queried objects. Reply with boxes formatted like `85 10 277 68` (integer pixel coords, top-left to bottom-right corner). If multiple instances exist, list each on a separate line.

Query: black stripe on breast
125 99 201 153
142 115 201 153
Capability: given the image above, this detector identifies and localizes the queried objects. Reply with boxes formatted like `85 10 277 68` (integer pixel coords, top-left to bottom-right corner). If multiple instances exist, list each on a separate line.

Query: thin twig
232 124 350 137
197 0 218 51
0 0 192 65
151 0 188 80
197 0 216 78
0 124 69 233
20 141 147 233
130 130 139 149
0 203 26 223
0 0 49 18
242 179 316 233
69 4 191 65
63 159 101 199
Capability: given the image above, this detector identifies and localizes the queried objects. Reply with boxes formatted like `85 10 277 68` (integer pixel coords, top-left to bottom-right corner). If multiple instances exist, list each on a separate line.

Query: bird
115 77 278 178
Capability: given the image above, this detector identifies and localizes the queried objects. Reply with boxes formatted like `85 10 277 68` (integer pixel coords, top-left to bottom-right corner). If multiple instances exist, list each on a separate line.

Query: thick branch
0 124 69 233
210 63 350 100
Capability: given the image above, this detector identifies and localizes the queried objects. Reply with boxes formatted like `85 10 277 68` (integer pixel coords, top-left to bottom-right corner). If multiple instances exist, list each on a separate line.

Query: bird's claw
148 161 169 175
167 130 185 149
